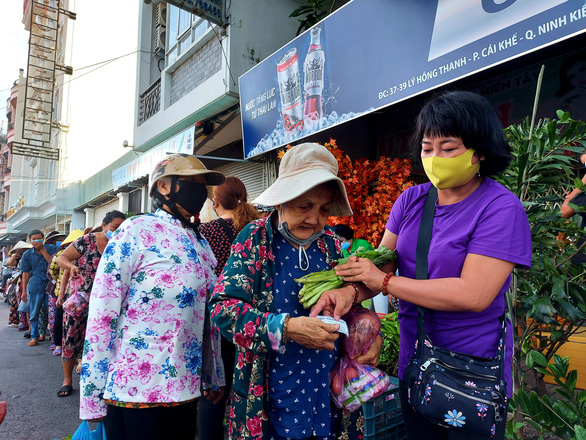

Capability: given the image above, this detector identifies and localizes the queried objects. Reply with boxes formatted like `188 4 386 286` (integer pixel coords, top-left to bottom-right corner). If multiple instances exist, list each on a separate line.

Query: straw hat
9 241 32 255
252 143 353 217
61 229 83 247
149 153 225 196
45 231 66 242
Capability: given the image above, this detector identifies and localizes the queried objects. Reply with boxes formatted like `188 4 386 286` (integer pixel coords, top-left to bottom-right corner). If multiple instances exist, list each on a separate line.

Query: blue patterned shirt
268 232 339 439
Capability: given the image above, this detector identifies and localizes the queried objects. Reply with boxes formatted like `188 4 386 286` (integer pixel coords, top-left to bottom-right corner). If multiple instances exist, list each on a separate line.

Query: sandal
57 385 73 397
53 347 62 356
49 344 56 350
27 339 38 346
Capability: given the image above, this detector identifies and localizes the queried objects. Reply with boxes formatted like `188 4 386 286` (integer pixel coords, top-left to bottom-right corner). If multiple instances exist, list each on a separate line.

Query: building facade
75 0 304 219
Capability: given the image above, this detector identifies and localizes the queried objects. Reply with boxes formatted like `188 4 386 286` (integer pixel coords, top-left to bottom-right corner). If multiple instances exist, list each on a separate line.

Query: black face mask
172 179 208 216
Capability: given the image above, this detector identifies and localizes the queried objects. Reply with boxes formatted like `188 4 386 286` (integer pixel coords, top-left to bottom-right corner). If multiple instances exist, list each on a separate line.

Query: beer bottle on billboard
277 47 304 133
303 27 325 130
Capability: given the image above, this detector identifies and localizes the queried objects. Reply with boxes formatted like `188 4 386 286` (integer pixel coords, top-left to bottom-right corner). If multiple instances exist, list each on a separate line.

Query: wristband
381 272 394 296
282 314 291 345
344 282 360 307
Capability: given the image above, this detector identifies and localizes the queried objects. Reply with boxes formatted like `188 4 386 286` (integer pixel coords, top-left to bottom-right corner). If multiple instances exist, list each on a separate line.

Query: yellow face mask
422 148 480 190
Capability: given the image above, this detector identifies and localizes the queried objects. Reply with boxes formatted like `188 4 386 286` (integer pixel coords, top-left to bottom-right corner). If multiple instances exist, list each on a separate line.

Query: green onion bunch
295 245 397 309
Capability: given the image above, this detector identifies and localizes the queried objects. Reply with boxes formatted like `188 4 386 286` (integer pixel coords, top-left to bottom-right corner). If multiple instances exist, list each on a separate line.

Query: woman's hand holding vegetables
335 257 387 293
287 317 340 350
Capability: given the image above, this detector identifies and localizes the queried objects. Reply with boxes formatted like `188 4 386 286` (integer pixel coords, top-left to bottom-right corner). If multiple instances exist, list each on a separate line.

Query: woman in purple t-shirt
312 91 531 440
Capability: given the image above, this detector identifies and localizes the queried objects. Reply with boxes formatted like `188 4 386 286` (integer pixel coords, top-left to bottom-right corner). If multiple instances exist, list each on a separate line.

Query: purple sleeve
468 193 531 269
386 189 409 235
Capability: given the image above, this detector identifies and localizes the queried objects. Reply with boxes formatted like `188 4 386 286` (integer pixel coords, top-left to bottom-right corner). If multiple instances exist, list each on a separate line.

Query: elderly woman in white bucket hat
209 143 381 440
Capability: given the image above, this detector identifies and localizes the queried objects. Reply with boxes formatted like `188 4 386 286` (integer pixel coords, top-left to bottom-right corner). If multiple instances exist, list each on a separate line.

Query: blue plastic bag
71 421 106 440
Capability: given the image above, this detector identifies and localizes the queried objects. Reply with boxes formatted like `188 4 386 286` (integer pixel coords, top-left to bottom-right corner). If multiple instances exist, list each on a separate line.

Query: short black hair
333 224 354 240
28 229 43 238
102 210 126 225
410 91 512 177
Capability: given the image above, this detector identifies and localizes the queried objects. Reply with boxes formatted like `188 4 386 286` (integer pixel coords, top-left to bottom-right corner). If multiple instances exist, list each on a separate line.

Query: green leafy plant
496 109 586 398
290 0 332 35
378 311 400 376
507 352 586 439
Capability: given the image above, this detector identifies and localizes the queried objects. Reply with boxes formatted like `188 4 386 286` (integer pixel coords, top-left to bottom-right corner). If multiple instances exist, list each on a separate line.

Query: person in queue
42 230 66 348
80 154 226 440
5 241 32 329
20 229 58 346
48 229 84 358
209 143 382 440
56 211 126 397
312 91 532 440
198 175 262 440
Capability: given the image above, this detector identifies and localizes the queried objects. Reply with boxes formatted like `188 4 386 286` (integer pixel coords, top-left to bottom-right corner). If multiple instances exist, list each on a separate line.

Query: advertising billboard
239 0 585 159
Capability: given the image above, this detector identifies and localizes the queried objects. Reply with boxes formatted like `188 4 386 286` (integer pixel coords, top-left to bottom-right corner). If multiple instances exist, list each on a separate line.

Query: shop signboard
164 0 225 27
240 0 585 159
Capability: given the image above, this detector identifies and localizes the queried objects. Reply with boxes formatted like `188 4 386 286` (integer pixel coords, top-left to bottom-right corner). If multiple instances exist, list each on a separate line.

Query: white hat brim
252 169 353 217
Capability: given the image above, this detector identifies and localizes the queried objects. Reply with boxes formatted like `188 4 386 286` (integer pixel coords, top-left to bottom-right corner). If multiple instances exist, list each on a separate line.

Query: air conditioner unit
156 3 167 28
154 26 166 53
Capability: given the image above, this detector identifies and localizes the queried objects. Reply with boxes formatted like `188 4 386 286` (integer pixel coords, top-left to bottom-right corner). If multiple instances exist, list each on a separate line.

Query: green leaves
500 112 586 438
511 353 586 439
295 246 397 309
290 0 331 35
378 311 400 376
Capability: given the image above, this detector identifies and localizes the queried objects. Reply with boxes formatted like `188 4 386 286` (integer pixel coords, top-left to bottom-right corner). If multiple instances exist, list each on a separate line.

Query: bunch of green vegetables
295 245 397 308
378 311 400 376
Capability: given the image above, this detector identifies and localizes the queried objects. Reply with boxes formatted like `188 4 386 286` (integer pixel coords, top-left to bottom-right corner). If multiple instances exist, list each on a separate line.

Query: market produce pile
295 245 397 308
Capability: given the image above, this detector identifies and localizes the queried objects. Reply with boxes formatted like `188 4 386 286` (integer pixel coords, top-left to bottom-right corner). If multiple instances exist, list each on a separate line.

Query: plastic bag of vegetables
62 277 88 320
329 307 391 412
295 245 397 309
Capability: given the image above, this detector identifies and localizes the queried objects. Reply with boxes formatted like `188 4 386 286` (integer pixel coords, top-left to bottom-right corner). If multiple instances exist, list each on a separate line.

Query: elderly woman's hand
288 317 340 350
310 284 356 321
353 334 383 366
335 257 387 293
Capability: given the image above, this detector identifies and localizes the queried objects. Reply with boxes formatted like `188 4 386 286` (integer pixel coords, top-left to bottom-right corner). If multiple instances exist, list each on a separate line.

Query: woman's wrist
381 272 395 296
343 282 360 307
282 314 291 345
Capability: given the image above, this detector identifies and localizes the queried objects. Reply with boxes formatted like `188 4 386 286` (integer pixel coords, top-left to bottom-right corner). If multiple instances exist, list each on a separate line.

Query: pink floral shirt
79 210 225 419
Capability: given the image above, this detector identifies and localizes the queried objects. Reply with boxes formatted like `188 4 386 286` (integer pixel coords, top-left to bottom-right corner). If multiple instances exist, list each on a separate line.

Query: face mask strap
276 205 325 271
298 246 309 271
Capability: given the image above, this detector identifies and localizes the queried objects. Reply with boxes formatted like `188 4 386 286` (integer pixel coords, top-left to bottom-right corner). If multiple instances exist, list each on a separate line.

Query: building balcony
138 78 161 126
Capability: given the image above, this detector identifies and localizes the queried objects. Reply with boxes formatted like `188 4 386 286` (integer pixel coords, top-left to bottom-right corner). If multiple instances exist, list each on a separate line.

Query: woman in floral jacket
210 143 381 440
80 154 227 440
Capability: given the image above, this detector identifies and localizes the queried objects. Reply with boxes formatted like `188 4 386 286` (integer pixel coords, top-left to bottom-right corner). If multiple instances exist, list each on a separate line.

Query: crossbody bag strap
414 186 437 355
217 218 237 243
415 185 507 376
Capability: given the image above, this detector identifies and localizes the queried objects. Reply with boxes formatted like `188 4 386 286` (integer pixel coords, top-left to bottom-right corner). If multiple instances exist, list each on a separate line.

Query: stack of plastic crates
362 376 406 440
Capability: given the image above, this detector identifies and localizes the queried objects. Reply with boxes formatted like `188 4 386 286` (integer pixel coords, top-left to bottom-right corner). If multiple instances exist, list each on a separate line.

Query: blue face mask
56 241 63 248
32 239 43 244
105 230 113 239
341 241 350 250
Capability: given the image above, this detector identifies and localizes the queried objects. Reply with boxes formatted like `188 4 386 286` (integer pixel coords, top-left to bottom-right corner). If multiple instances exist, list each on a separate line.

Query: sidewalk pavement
0 298 81 440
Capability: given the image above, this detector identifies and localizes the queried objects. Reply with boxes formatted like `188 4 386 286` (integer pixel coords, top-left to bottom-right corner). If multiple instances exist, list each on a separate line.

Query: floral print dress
62 234 102 362
79 209 225 420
